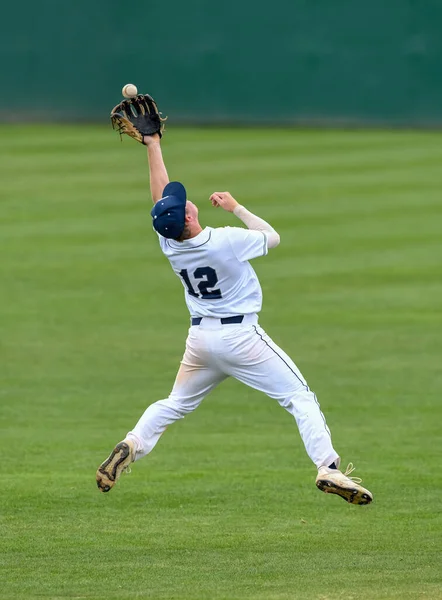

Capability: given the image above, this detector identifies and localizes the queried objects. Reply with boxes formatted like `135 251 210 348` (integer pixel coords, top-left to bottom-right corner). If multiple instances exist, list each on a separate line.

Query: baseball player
96 93 373 505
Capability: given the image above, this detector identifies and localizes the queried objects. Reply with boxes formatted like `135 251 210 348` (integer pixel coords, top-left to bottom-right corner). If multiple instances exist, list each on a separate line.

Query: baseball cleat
316 463 373 505
96 440 136 493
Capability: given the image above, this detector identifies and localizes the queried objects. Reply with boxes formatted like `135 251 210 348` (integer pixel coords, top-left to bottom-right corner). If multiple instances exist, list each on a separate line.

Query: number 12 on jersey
179 267 222 299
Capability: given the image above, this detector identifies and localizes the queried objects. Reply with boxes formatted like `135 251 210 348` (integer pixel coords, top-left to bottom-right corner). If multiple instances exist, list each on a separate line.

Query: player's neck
187 223 203 239
176 222 203 242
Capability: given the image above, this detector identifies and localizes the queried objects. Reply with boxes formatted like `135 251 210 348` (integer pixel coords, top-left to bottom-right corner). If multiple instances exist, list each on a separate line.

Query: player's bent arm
210 191 280 249
143 135 170 203
232 204 280 249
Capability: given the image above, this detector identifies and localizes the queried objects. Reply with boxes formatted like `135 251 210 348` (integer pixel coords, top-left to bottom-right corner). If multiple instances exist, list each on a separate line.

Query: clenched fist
209 192 239 213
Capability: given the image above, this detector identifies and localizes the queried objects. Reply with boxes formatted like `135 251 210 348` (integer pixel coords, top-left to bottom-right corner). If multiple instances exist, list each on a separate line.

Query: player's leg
96 334 227 492
221 324 338 467
126 361 226 460
221 324 372 504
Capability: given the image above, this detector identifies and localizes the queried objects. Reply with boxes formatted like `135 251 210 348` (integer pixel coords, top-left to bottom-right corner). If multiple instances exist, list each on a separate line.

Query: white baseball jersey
158 226 268 317
128 224 339 472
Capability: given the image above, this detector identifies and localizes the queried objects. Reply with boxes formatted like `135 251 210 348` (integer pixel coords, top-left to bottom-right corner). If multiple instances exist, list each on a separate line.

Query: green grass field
1 125 442 600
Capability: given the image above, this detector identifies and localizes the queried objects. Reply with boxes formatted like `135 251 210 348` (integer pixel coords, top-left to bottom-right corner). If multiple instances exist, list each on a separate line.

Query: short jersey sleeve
225 227 268 262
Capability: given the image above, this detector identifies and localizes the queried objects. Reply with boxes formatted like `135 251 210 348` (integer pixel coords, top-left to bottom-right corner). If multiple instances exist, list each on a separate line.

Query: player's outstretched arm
143 134 170 203
210 192 280 249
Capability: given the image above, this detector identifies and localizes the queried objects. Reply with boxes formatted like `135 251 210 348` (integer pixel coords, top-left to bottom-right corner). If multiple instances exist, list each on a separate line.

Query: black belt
191 315 244 326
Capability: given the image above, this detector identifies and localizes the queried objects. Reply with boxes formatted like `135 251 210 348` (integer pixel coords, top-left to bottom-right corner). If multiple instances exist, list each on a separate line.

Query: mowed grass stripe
6 137 442 174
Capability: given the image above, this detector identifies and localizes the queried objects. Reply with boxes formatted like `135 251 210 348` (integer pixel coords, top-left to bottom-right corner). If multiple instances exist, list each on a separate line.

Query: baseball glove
110 93 166 144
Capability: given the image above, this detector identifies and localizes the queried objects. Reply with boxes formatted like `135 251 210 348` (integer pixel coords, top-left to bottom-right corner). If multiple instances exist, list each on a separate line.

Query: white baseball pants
127 314 339 469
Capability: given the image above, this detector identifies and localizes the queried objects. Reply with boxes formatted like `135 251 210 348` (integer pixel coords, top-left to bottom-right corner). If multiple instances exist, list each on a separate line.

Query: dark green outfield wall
1 1 441 124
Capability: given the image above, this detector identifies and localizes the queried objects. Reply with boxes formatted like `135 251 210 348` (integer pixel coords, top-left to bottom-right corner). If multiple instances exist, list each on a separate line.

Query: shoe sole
96 442 132 493
316 478 373 505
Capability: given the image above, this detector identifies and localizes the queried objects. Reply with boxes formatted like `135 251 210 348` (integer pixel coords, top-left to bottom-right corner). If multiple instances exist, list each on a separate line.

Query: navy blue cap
151 182 187 239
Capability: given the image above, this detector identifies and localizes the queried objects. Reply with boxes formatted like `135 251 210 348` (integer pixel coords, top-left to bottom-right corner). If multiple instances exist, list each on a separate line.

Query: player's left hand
110 93 166 144
210 192 239 212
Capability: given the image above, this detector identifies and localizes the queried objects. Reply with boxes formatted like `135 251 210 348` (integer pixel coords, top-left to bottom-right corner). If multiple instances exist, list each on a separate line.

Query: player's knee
167 396 201 416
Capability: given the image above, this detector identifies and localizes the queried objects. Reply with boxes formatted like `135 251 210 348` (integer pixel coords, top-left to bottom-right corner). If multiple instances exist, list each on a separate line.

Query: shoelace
343 462 362 484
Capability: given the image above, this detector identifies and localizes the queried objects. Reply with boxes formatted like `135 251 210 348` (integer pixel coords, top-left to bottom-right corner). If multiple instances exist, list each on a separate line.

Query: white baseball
122 83 138 98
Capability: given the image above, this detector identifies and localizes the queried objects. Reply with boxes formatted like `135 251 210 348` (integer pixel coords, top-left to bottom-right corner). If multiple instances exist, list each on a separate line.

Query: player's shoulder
209 225 249 246
211 225 246 238
157 226 219 254
210 226 231 237
157 227 253 253
216 225 255 243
